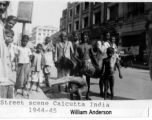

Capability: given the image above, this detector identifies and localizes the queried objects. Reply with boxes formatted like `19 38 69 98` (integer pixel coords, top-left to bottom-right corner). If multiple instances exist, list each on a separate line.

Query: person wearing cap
54 31 74 92
0 1 15 98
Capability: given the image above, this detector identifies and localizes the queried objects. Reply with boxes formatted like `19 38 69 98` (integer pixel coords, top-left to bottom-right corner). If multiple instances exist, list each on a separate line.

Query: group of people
119 47 134 68
46 31 123 100
0 1 123 100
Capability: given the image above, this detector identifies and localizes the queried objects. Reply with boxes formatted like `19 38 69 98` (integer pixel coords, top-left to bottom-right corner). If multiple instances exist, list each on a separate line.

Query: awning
121 30 145 37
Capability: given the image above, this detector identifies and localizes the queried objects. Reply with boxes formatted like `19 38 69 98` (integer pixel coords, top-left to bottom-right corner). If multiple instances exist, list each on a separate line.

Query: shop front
120 30 146 62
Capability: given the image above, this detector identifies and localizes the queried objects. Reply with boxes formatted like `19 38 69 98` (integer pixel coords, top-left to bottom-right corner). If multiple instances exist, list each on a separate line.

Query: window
84 2 89 10
68 24 72 33
83 17 88 28
75 4 80 15
74 20 79 30
43 33 45 36
127 3 144 20
128 3 144 13
93 11 101 24
47 34 49 36
69 9 72 18
39 33 41 35
63 9 67 17
43 30 46 32
109 4 118 20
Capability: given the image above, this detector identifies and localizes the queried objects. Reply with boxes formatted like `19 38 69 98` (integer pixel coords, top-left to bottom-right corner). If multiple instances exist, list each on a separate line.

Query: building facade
60 2 152 62
31 26 58 45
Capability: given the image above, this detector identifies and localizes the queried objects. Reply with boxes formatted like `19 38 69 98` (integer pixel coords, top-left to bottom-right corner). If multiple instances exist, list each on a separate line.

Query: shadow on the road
51 92 71 99
113 96 135 100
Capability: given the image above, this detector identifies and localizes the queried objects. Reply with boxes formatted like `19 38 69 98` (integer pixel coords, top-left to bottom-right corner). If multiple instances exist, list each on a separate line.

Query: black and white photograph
0 0 152 118
0 0 152 100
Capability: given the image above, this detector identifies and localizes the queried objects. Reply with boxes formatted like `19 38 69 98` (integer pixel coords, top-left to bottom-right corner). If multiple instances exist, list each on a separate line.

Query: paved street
90 67 152 100
13 64 152 100
44 66 152 100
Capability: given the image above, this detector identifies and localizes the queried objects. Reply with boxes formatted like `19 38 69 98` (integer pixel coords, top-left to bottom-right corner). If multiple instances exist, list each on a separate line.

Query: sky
10 0 68 42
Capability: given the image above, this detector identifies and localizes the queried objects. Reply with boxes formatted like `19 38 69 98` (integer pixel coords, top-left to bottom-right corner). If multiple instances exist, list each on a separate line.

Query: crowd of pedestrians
2 1 141 100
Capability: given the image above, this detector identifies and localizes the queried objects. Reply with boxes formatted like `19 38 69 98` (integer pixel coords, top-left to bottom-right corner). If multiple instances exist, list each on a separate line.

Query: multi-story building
60 9 67 31
60 2 152 62
31 26 58 45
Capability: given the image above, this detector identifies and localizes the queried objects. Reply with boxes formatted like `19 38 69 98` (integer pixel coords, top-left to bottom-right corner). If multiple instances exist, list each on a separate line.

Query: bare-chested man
48 76 88 100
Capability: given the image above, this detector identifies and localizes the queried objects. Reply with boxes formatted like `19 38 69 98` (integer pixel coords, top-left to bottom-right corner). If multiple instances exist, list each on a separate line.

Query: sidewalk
13 63 150 100
15 66 70 100
12 71 50 100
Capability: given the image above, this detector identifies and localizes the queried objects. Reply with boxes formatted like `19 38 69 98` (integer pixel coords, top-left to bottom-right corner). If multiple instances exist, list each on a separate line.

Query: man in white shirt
104 32 111 50
0 1 14 98
111 36 117 53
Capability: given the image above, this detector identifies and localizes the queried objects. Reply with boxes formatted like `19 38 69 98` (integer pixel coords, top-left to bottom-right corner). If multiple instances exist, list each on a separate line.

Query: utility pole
22 22 26 36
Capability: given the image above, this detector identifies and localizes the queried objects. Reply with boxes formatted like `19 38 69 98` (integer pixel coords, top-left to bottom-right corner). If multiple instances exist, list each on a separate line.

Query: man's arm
116 59 123 79
70 41 74 55
14 54 18 71
49 76 85 87
14 46 18 71
54 44 58 62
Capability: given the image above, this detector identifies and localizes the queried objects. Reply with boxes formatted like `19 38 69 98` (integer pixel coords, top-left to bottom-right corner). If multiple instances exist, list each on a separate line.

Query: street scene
0 1 152 101
15 66 151 100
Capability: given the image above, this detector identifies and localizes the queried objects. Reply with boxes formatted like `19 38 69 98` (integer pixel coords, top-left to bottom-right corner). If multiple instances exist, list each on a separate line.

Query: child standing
14 35 32 98
30 44 44 92
101 47 123 100
4 29 16 71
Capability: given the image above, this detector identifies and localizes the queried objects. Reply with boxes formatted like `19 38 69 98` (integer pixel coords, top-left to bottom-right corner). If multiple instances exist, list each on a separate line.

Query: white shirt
111 43 117 53
97 41 106 54
8 43 16 62
44 51 54 66
15 46 32 64
43 43 54 66
104 42 111 49
0 20 9 84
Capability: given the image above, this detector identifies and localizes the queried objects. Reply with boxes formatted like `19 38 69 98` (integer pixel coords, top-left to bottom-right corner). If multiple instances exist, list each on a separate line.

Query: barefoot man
48 76 88 100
